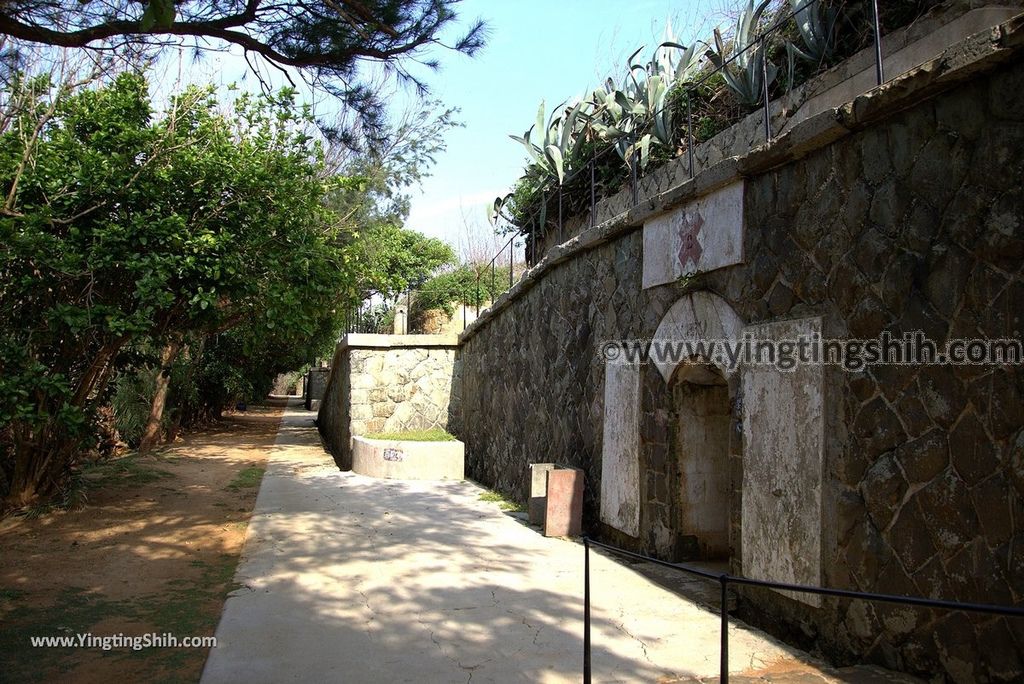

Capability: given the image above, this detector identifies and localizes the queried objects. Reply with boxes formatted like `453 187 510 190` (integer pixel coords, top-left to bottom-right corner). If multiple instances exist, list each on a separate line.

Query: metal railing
490 0 890 263
342 277 487 336
473 233 522 318
582 537 1024 684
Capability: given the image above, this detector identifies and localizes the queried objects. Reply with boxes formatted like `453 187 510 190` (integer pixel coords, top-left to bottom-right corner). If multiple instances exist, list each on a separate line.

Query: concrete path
202 400 913 684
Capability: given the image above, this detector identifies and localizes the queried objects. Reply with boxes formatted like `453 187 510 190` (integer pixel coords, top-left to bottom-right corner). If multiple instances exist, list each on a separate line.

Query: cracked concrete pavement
201 399 917 683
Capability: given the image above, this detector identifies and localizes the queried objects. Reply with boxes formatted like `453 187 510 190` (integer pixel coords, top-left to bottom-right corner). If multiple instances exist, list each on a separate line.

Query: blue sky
149 1 731 257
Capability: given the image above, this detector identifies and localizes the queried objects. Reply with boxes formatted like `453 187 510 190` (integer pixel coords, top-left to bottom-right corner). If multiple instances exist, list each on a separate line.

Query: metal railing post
491 260 495 298
589 154 596 228
761 36 771 141
508 239 514 289
686 89 695 179
872 0 885 85
558 185 563 243
584 537 592 684
630 138 639 205
530 217 536 267
475 274 480 317
720 576 730 684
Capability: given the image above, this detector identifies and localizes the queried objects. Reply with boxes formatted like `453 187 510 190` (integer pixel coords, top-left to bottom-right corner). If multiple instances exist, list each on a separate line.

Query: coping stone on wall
458 10 1024 346
339 333 460 350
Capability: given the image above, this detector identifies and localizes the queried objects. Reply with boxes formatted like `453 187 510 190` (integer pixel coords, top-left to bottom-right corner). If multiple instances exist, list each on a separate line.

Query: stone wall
318 334 460 469
304 367 331 410
455 18 1024 683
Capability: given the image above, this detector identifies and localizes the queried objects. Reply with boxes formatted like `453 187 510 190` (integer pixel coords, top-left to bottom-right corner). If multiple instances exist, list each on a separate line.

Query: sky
147 0 734 259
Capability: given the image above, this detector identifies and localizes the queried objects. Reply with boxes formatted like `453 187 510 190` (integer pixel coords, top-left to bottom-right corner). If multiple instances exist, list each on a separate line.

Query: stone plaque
600 362 640 537
382 448 405 462
642 180 745 289
741 316 824 606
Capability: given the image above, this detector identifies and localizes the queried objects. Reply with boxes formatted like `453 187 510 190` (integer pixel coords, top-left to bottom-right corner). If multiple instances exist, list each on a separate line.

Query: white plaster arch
652 291 745 383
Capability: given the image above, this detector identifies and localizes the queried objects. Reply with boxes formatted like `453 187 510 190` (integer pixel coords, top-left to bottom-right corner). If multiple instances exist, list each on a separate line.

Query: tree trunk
4 421 74 511
3 336 130 510
138 335 184 454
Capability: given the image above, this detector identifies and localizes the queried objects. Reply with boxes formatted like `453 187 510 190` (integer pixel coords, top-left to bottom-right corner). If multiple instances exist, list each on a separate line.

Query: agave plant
788 0 839 64
706 0 778 107
493 25 706 226
492 100 588 225
655 20 705 84
586 71 639 160
587 39 700 170
509 99 589 185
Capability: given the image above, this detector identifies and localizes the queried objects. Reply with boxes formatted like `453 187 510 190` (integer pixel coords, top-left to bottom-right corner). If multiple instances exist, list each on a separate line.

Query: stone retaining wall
304 367 331 410
454 16 1024 683
318 335 460 469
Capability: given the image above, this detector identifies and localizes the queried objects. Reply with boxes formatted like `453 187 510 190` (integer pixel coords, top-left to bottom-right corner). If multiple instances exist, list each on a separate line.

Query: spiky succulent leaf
544 144 564 184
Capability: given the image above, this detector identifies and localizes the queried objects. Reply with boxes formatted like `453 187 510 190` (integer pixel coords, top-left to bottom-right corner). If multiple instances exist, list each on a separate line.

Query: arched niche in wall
599 291 826 605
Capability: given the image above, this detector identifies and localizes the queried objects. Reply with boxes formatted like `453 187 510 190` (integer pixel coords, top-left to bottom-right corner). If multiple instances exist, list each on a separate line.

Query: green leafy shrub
0 72 349 509
111 369 165 448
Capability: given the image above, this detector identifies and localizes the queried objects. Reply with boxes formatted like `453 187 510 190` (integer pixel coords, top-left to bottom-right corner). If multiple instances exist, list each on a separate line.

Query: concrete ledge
351 436 465 481
341 333 460 349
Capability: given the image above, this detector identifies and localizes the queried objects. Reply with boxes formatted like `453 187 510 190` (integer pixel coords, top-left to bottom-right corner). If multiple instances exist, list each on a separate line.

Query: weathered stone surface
885 500 937 573
861 452 908 531
949 410 1000 485
853 397 908 460
895 429 950 486
642 180 746 289
303 367 331 410
318 335 460 468
741 316 825 606
600 362 641 537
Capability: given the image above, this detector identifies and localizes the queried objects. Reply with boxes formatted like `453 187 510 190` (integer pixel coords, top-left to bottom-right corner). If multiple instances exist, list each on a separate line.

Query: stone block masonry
304 367 330 411
317 334 460 469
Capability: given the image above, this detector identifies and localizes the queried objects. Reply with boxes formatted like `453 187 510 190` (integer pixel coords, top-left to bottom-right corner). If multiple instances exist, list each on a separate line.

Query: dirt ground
0 398 286 684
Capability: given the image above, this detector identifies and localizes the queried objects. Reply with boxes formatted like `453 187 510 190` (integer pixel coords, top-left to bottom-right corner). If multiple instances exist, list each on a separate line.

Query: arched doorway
670 363 731 561
652 292 744 563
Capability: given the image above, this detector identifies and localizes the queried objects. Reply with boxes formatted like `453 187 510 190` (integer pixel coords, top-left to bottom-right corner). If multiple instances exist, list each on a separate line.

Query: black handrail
582 537 1024 684
474 233 517 318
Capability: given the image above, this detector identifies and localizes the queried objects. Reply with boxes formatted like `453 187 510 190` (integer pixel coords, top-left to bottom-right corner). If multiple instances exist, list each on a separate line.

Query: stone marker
528 463 556 526
544 467 583 537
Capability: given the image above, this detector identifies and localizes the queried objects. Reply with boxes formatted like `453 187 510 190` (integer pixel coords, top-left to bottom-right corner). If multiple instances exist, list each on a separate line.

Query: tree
325 98 460 302
0 71 350 507
0 1 486 143
350 222 455 301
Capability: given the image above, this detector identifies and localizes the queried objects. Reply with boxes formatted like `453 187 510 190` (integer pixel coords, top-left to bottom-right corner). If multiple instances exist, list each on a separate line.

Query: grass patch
478 489 525 513
82 455 173 488
0 587 26 601
364 427 456 442
225 466 265 492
